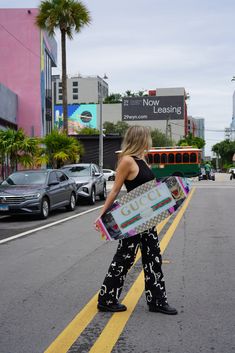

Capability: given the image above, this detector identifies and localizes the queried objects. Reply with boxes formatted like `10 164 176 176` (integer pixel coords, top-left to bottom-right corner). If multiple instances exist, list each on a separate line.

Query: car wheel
66 192 76 211
89 187 96 205
40 197 49 219
100 184 107 200
109 175 115 181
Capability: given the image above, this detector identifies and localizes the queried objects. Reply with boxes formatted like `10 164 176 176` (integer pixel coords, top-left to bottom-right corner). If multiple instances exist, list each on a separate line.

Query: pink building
0 8 57 137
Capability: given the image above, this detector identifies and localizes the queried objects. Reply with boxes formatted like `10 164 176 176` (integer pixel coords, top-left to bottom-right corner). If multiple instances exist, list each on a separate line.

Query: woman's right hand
94 216 101 231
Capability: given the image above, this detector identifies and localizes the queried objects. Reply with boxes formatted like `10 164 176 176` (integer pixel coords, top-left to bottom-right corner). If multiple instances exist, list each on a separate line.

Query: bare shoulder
118 156 134 168
120 155 133 163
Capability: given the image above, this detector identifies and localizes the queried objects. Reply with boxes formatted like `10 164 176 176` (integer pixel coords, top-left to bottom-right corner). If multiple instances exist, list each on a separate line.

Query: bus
146 146 202 179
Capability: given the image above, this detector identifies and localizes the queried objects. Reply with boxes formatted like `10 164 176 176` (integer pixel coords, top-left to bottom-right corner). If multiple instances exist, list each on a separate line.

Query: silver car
102 168 116 181
0 170 77 219
61 163 107 205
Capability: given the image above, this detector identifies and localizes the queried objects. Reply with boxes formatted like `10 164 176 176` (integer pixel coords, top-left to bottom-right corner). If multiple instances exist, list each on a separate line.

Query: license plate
0 204 9 211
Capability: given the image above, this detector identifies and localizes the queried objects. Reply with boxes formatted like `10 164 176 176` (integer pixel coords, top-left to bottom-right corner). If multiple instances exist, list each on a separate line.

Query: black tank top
124 156 155 192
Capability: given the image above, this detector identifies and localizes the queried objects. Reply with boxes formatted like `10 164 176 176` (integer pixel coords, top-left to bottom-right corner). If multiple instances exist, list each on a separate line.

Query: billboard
54 104 97 135
122 96 184 121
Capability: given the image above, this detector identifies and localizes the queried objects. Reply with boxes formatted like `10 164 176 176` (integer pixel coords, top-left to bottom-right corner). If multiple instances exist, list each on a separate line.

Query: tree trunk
61 30 68 134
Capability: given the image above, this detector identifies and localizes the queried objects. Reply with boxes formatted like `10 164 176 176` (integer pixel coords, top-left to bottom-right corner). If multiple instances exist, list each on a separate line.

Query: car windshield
63 166 90 177
2 172 47 185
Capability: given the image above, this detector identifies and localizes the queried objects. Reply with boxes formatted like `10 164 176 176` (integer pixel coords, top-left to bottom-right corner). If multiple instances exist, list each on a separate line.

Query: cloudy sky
1 0 235 154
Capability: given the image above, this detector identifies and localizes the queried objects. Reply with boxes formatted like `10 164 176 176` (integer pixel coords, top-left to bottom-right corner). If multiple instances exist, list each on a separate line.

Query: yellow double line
45 188 195 353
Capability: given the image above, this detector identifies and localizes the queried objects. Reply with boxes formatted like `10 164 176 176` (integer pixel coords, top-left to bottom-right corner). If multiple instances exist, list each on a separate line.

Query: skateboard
96 176 191 241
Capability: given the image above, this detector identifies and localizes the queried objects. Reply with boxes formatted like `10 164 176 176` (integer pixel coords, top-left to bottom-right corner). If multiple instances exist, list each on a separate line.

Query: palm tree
36 0 91 134
37 129 84 168
0 128 40 178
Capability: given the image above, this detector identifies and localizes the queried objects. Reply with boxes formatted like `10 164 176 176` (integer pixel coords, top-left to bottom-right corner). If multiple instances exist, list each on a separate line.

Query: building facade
230 90 235 140
52 85 203 145
52 75 108 105
187 116 205 139
224 90 235 141
0 8 57 137
0 83 18 130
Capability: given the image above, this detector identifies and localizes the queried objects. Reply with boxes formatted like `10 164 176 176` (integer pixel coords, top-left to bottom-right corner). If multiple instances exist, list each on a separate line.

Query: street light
99 74 108 171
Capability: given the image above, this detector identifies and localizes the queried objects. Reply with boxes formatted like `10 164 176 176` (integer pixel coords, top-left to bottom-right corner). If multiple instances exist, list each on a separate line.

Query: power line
0 23 40 58
169 121 232 133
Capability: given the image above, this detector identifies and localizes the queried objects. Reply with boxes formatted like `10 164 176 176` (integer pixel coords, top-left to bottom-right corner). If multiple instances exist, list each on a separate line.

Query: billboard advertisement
54 104 97 135
122 96 184 121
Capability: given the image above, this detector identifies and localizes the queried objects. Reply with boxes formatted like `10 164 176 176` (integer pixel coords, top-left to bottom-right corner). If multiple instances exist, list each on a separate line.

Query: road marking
44 188 195 353
43 216 170 353
0 206 103 245
88 188 195 353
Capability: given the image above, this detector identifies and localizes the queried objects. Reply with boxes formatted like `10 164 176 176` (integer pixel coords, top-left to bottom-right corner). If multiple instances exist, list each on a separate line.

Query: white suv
102 169 116 181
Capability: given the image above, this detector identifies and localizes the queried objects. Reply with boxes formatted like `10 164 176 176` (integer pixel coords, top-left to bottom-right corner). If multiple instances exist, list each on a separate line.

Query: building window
59 88 62 93
73 94 78 99
72 81 78 86
59 95 63 100
73 88 78 93
59 82 62 87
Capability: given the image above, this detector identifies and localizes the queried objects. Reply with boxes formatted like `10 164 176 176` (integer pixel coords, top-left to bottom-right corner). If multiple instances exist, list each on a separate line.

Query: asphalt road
0 174 235 353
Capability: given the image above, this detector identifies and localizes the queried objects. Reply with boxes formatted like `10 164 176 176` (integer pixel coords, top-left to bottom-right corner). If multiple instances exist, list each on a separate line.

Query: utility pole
165 117 169 140
165 117 171 141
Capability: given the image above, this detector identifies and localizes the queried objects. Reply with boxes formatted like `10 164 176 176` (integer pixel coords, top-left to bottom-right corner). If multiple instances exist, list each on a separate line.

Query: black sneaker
149 303 178 315
97 302 127 312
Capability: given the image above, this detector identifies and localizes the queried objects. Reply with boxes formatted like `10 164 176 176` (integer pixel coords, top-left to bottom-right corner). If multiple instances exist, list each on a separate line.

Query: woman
95 126 177 315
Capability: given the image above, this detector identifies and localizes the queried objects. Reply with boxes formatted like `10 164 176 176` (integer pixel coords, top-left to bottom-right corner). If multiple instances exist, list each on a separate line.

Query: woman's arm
93 156 133 227
99 156 132 216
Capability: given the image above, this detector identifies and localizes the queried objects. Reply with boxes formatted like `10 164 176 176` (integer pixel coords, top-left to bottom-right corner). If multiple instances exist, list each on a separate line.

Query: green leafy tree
103 121 129 136
36 0 91 133
103 93 122 104
151 129 174 147
37 129 84 168
212 139 235 167
78 127 99 135
124 90 133 97
177 133 205 149
115 121 129 136
0 128 40 178
103 122 116 134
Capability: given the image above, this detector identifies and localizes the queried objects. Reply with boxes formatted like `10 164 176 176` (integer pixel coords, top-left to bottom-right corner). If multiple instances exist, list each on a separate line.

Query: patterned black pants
98 227 167 307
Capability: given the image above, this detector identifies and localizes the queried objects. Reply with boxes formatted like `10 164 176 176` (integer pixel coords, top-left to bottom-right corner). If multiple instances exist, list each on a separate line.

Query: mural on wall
54 104 97 135
40 32 45 136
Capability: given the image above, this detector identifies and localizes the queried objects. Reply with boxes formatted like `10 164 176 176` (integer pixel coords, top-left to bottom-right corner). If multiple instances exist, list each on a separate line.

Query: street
0 174 235 353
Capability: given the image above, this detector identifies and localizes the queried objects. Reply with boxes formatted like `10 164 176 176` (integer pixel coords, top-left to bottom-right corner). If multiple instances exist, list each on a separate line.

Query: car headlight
24 193 41 200
76 182 89 189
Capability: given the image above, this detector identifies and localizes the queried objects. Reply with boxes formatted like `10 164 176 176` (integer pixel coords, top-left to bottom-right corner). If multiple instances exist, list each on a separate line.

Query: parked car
0 170 77 219
61 163 107 205
198 167 215 181
102 168 116 181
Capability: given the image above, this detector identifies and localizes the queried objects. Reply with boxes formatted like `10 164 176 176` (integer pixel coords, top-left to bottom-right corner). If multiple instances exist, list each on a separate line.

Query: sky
1 0 235 155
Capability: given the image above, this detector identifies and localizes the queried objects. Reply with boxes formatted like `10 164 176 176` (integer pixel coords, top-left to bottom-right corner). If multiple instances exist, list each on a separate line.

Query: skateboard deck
97 176 191 241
